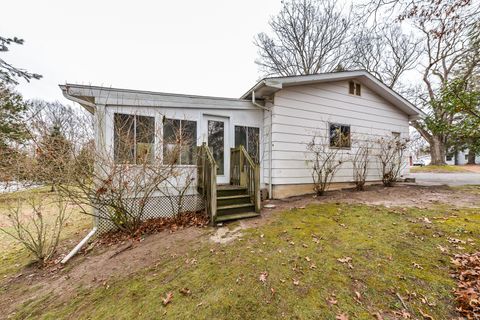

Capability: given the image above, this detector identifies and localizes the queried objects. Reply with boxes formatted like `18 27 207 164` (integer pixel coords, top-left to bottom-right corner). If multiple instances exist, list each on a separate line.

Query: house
60 70 423 228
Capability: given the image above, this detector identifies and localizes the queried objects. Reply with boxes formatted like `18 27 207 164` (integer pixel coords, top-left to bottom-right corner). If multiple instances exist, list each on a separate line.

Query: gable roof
240 70 424 119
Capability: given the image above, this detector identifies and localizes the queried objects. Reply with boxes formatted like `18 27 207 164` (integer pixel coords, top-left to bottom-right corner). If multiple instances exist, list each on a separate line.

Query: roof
240 70 424 119
59 84 255 114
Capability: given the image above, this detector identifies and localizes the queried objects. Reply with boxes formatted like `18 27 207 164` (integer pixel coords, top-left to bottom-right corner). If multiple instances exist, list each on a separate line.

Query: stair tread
217 203 255 210
217 194 251 200
216 212 260 222
217 185 247 190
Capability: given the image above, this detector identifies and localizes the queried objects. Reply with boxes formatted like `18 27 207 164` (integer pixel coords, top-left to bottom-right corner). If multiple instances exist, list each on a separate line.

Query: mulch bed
452 252 480 319
95 212 209 246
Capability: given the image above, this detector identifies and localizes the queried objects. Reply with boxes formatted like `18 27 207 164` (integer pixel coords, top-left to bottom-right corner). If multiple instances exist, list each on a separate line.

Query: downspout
60 85 99 263
252 91 273 199
61 227 97 264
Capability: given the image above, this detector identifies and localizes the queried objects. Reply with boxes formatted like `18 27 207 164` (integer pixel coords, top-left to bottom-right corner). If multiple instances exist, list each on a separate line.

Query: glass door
203 116 229 184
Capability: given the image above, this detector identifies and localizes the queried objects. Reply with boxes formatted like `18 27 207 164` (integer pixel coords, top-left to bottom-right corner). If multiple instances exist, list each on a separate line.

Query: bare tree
347 24 422 89
306 135 344 196
358 0 480 165
255 0 352 76
352 139 372 191
0 194 68 264
376 137 408 187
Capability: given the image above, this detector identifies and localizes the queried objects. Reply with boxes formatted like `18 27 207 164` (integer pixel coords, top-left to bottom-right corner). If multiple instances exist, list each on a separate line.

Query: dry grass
410 165 470 173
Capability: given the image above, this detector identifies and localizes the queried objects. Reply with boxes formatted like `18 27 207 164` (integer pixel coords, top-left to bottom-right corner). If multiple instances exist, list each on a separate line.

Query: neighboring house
60 70 423 226
446 149 480 165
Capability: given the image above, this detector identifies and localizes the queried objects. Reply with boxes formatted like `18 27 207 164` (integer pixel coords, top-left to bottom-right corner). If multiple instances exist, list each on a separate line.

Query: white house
60 70 423 226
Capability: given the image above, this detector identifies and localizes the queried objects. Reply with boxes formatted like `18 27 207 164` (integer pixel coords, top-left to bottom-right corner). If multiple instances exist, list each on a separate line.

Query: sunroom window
114 113 155 164
234 125 260 163
163 118 197 165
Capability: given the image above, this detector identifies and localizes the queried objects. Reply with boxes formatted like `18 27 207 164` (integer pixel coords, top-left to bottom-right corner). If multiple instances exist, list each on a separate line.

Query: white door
202 115 230 184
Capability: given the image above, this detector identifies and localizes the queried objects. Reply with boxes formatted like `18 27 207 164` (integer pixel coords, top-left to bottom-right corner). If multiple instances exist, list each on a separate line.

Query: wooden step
217 186 248 197
217 194 252 206
215 212 260 223
217 203 255 216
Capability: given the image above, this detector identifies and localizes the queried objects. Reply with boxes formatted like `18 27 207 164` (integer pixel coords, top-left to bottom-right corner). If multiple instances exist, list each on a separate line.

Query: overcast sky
1 0 282 103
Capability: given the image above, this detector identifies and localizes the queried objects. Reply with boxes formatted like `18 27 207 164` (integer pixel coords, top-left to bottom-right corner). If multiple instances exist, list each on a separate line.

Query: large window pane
181 120 197 165
208 120 224 175
235 125 260 163
247 127 260 163
163 118 197 165
136 115 155 164
114 113 135 164
163 119 181 164
234 126 247 149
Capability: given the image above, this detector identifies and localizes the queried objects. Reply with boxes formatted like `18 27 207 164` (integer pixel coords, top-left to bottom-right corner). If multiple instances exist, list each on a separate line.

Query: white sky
1 0 282 103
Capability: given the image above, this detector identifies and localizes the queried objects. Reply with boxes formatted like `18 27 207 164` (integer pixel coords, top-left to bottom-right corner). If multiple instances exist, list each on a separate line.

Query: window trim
113 113 156 165
348 81 361 96
329 122 351 149
234 125 260 163
162 117 198 166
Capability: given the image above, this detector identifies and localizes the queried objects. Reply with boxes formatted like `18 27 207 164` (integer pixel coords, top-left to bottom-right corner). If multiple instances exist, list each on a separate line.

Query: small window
446 155 453 161
348 81 361 96
465 154 469 161
349 81 355 95
329 123 351 148
163 118 197 165
392 132 401 139
234 126 260 163
114 113 155 164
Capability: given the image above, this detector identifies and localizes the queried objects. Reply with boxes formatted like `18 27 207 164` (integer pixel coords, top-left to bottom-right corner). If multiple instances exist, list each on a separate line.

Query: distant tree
0 36 41 84
255 0 352 76
359 0 480 165
0 82 28 147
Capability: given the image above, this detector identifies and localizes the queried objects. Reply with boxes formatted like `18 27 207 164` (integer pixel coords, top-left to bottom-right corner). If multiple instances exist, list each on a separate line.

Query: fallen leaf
373 312 384 320
336 313 349 320
354 291 361 300
163 292 173 306
293 279 299 286
327 295 337 306
179 287 191 295
418 309 434 320
305 256 311 262
259 272 268 283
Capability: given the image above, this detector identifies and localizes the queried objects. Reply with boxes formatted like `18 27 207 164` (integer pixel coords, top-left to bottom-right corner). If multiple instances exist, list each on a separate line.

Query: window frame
348 81 361 96
329 122 351 149
113 113 156 165
234 125 260 163
162 118 198 166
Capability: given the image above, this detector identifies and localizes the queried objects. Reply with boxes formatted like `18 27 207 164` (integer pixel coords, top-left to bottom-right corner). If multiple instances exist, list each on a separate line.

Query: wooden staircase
216 185 259 223
197 143 261 225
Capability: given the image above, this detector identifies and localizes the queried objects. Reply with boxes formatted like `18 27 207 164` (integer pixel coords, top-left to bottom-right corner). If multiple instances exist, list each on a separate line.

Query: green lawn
410 165 470 173
12 200 480 319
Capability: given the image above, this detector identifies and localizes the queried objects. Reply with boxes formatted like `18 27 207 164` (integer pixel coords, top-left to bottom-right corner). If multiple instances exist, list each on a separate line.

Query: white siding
270 81 410 185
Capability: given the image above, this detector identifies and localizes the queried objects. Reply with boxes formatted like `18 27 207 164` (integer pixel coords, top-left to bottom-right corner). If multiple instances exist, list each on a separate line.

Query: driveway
407 172 480 186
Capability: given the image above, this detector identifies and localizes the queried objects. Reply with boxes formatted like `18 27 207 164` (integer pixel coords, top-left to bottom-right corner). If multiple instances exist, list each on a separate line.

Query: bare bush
306 135 344 196
376 137 408 187
0 194 68 264
55 111 198 235
352 139 372 191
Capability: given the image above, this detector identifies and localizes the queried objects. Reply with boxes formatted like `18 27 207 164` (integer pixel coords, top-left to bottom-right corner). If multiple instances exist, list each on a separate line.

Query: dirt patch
0 226 208 317
464 165 480 173
210 226 243 244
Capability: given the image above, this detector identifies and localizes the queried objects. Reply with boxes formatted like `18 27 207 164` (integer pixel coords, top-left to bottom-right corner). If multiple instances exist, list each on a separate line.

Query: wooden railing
230 145 261 213
197 143 217 224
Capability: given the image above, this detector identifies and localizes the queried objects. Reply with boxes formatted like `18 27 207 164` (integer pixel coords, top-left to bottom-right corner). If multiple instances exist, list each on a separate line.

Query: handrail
230 145 261 213
197 143 217 224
